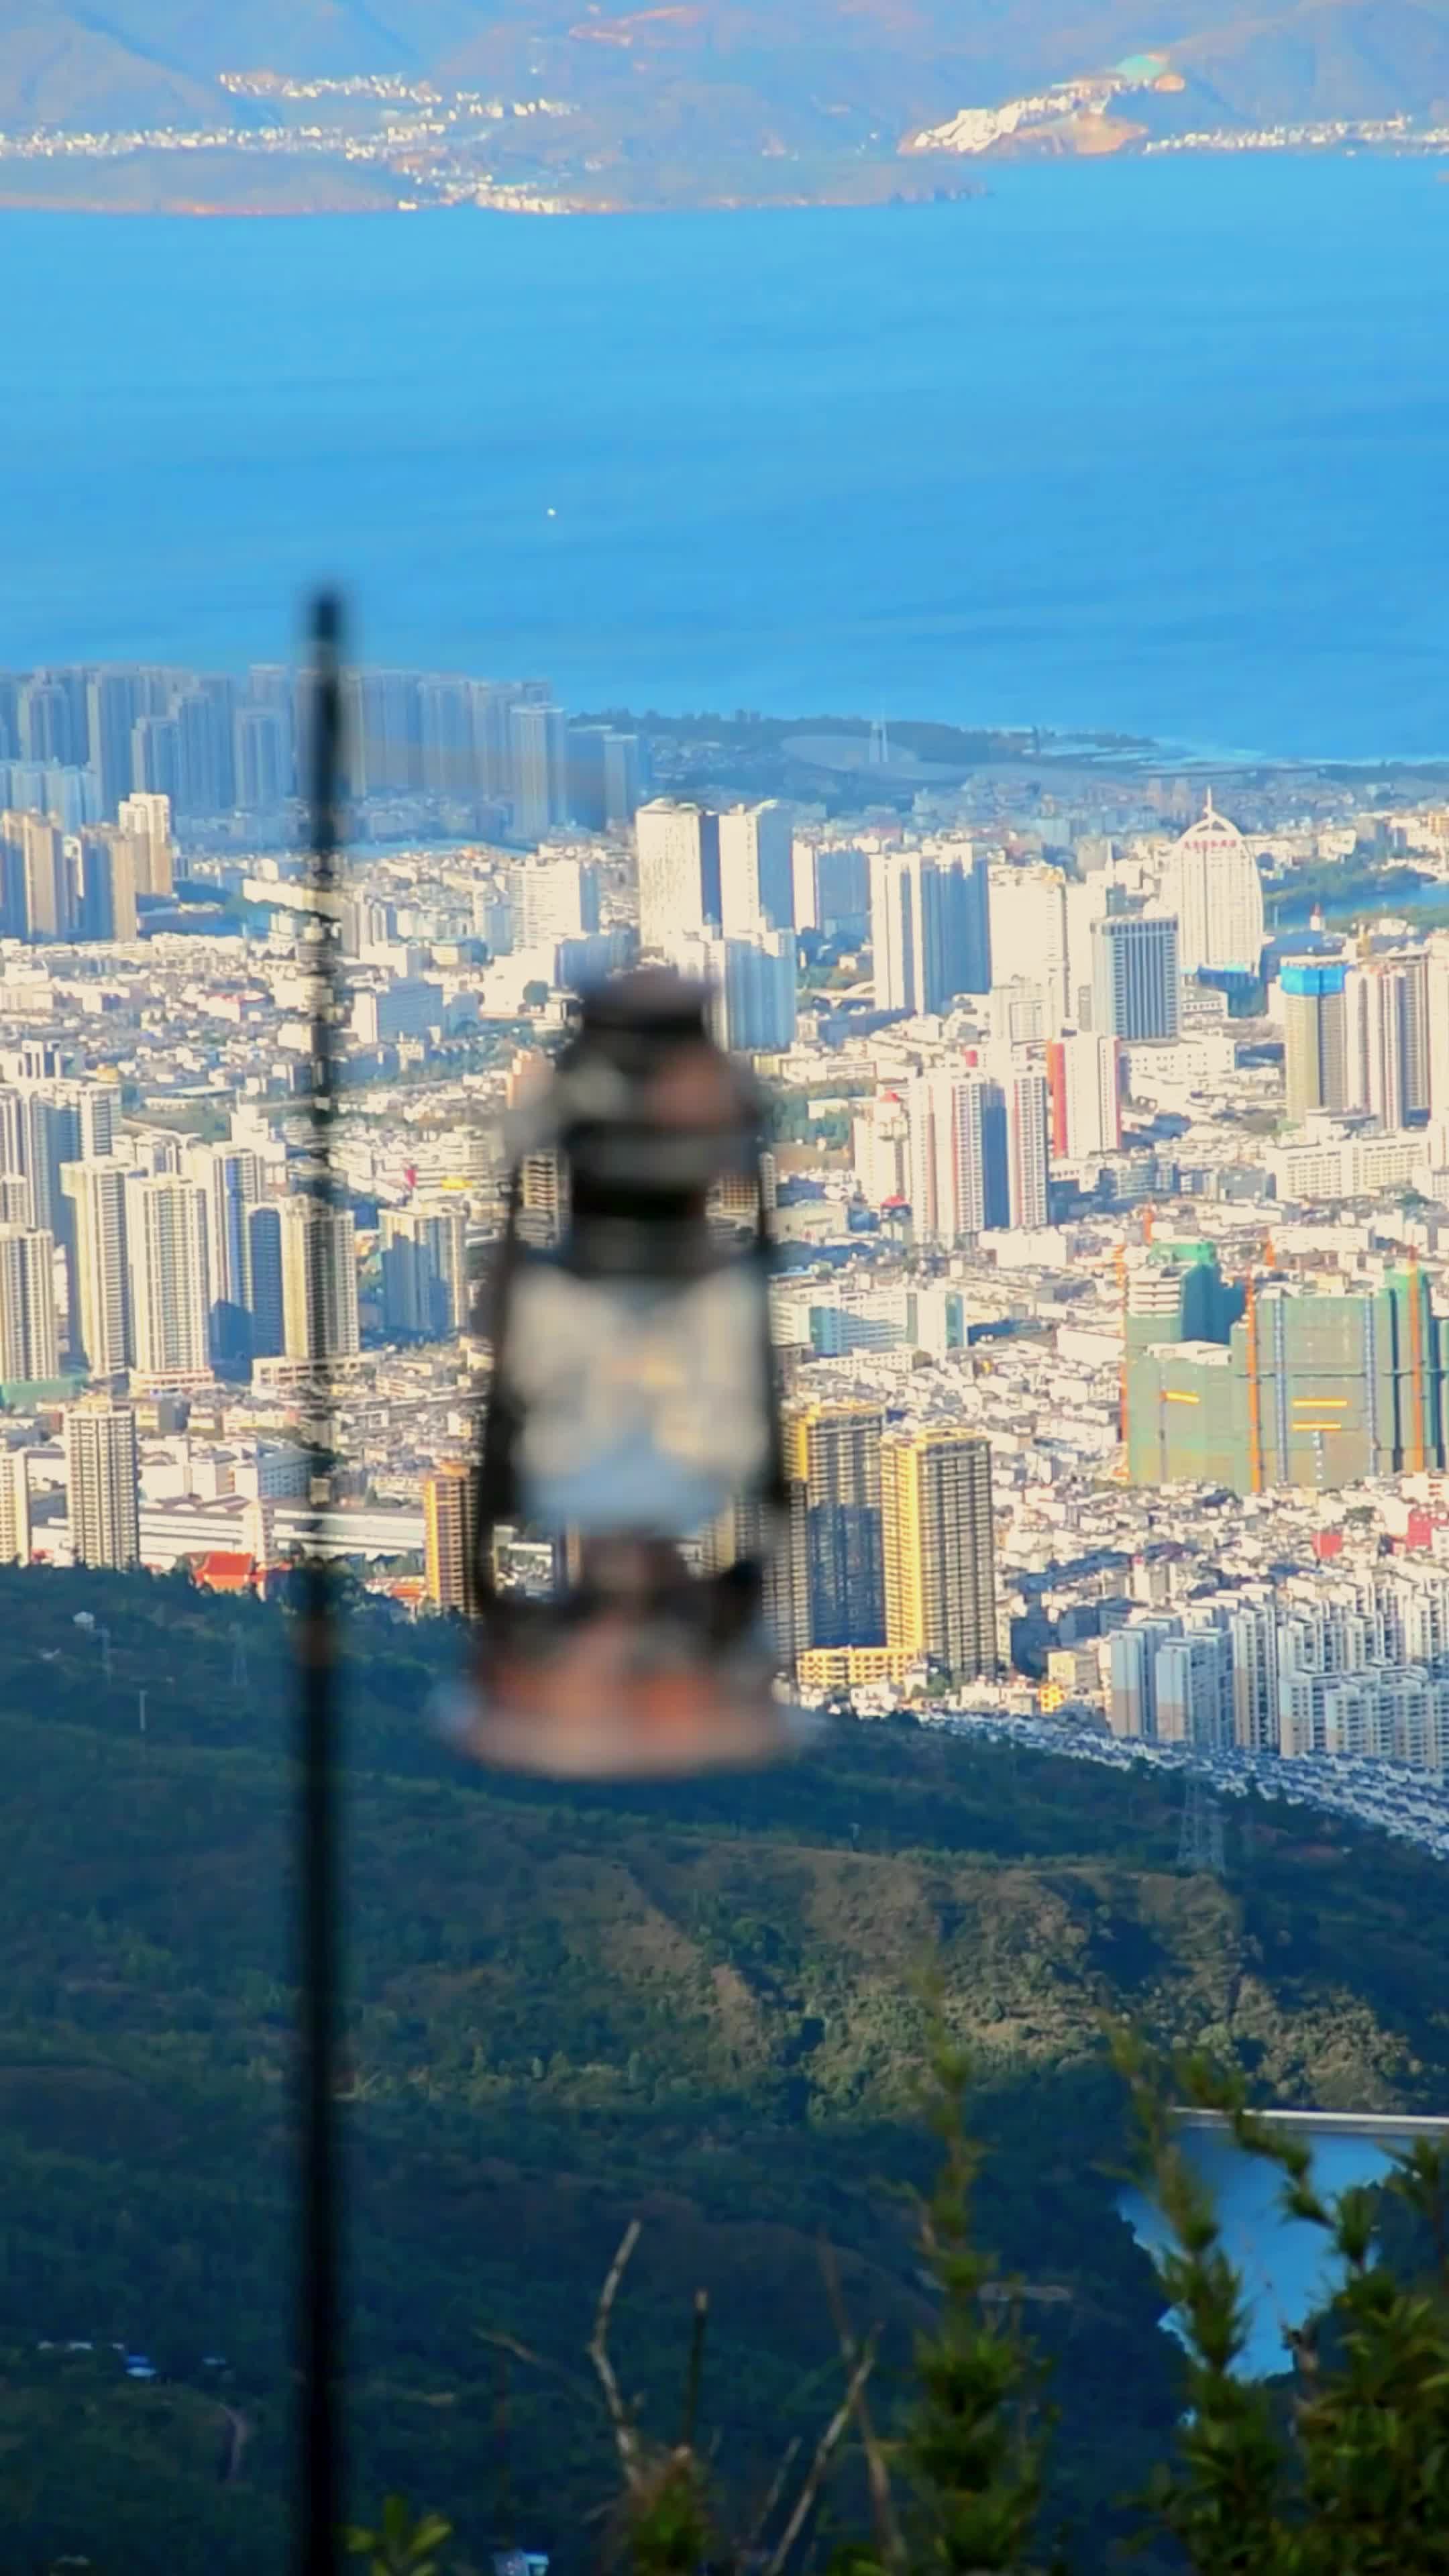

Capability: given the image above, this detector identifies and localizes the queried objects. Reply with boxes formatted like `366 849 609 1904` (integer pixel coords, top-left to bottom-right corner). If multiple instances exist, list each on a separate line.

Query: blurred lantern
449 969 792 1778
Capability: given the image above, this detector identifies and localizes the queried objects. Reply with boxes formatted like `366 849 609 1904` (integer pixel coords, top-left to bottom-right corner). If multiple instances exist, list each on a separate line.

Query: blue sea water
5 155 1449 757
1122 2129 1399 2379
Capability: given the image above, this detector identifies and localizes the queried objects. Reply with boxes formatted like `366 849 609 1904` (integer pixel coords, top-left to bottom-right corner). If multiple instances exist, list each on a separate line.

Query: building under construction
1126 1255 1448 1494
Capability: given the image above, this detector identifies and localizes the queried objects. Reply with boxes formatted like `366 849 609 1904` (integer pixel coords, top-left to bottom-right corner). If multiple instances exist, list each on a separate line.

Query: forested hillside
1 1567 1448 2570
7 0 1449 155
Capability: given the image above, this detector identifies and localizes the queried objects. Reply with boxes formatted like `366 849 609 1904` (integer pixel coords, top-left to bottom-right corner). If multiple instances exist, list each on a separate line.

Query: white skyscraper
512 856 600 947
127 1174 210 1380
1049 1032 1122 1161
1344 952 1430 1129
851 1089 911 1208
0 1225 57 1382
60 1158 131 1377
280 1197 360 1363
989 864 1071 1029
907 1072 1006 1242
65 1394 140 1570
508 702 568 843
1161 792 1265 976
870 849 989 1016
636 801 720 953
718 802 794 936
1006 1068 1051 1230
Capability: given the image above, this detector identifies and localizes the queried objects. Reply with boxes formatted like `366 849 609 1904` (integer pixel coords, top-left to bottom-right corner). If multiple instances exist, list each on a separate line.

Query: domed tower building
1163 790 1265 977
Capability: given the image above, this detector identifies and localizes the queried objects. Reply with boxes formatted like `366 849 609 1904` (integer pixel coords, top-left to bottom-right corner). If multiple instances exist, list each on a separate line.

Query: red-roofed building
191 1550 262 1597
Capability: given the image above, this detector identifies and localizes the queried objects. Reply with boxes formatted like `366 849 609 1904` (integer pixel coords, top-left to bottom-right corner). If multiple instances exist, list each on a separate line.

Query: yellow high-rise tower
881 1426 997 1680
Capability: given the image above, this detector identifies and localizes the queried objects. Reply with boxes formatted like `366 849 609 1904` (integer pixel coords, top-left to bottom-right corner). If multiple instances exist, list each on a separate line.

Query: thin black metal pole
298 591 345 2576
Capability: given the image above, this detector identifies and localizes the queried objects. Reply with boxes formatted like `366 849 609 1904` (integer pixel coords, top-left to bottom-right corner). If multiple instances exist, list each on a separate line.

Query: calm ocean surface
7 156 1449 757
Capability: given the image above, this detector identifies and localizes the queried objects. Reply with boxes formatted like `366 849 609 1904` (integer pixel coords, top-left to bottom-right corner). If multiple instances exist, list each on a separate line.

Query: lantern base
434 1613 808 1778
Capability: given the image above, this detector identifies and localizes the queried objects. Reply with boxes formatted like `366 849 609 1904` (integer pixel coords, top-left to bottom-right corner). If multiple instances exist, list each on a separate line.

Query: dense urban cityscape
4 653 1449 1849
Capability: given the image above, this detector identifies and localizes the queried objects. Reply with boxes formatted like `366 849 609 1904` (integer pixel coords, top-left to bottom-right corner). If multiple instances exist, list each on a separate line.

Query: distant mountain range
6 0 1449 206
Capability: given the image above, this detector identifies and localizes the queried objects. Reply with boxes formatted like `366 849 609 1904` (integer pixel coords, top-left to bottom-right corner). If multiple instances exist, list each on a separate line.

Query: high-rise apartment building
1091 912 1179 1042
636 801 721 952
1344 951 1430 1128
87 670 141 815
184 1144 265 1362
60 1158 131 1377
1045 1032 1122 1160
1162 792 1265 975
76 829 140 942
671 930 797 1054
782 1401 885 1648
880 1427 996 1678
1006 1067 1051 1230
0 1449 30 1565
511 855 600 946
381 1203 469 1339
508 701 568 842
65 1394 140 1569
1281 959 1348 1124
423 1462 480 1613
870 847 990 1015
21 814 68 938
117 792 174 897
989 863 1071 1028
907 1071 1007 1242
280 1197 360 1363
126 1173 210 1381
1428 937 1449 1124
0 1225 57 1382
1155 1629 1234 1750
718 802 794 936
247 1203 284 1359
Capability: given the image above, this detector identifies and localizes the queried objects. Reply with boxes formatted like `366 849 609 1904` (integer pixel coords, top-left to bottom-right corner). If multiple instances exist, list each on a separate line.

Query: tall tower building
0 1448 30 1566
86 670 141 816
0 1226 58 1383
280 1198 360 1363
117 792 174 897
671 930 797 1054
1046 1032 1122 1161
871 849 990 1015
508 702 568 843
718 802 794 935
1281 959 1348 1124
881 1427 996 1680
1428 938 1449 1124
1344 952 1429 1129
60 1158 131 1377
636 801 720 951
783 1401 885 1648
21 815 69 938
423 1462 480 1613
381 1203 469 1338
65 1395 140 1569
908 1071 1007 1242
247 1202 284 1359
76 830 140 942
126 1174 210 1380
1091 912 1179 1041
1162 792 1265 975
989 863 1071 1028
184 1144 264 1362
1006 1067 1051 1230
